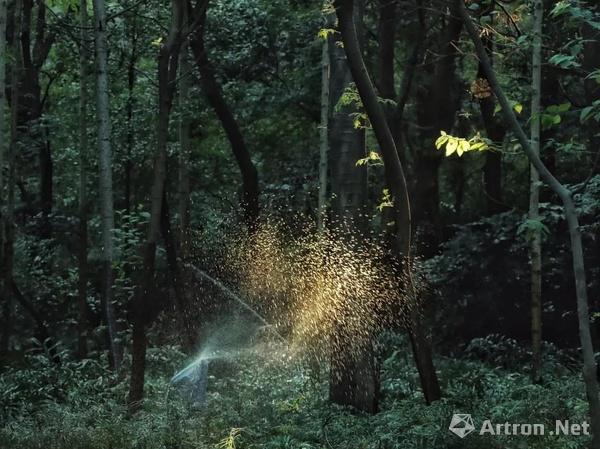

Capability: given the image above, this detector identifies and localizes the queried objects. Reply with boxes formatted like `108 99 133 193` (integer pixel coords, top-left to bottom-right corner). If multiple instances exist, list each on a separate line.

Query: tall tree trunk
413 2 462 255
2 0 22 358
392 0 424 148
178 43 191 254
92 0 122 371
77 0 89 359
376 0 396 100
458 2 600 446
189 0 259 232
124 17 137 215
0 0 6 209
529 0 543 384
334 0 441 405
0 0 9 356
129 0 183 406
328 0 375 413
20 0 54 238
160 189 194 349
177 38 196 350
317 25 330 232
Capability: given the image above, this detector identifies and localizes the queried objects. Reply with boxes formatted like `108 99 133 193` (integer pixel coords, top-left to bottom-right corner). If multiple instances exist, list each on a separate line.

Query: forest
0 0 599 447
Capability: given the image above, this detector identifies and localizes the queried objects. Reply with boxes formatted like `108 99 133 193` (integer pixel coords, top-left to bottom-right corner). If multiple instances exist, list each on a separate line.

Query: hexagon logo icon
449 413 475 438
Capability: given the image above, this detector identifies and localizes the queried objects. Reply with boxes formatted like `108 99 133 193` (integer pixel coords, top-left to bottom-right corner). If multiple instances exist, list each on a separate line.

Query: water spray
184 263 286 343
169 265 288 408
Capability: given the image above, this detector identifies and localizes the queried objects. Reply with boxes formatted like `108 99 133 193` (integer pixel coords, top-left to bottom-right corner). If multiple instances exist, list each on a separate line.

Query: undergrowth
0 335 590 449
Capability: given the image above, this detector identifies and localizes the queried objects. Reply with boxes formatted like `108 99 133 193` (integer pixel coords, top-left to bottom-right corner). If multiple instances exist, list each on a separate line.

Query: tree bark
178 41 192 254
92 0 122 371
317 25 330 232
334 0 441 405
176 34 197 350
529 0 543 384
160 189 194 349
328 0 374 413
189 0 259 232
129 0 183 406
1 0 21 358
77 0 90 360
0 0 6 204
458 2 600 445
376 0 397 100
20 0 54 238
124 19 137 216
413 1 462 254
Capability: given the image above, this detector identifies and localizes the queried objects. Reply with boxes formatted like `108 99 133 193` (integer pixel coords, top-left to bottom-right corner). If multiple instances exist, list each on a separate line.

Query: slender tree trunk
0 0 9 355
529 0 543 383
178 43 191 254
129 0 183 405
124 18 137 215
160 189 194 349
19 0 53 239
0 0 6 204
92 0 122 371
412 2 462 255
334 0 441 405
393 0 423 145
328 0 375 412
177 38 196 350
2 0 21 358
189 1 259 232
376 1 440 404
77 0 89 359
458 2 600 445
317 30 330 232
376 0 396 100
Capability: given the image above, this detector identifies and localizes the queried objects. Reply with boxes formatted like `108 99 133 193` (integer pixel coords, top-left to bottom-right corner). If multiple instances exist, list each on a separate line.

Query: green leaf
548 54 580 69
580 106 594 123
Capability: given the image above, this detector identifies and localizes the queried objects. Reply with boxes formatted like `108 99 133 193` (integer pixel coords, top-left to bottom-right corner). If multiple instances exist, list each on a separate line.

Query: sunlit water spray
170 215 422 402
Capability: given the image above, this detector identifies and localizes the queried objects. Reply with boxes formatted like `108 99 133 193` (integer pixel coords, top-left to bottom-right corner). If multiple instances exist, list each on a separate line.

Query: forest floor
0 334 591 449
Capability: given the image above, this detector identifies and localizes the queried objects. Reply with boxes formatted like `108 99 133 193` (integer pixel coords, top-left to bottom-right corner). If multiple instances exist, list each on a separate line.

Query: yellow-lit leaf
435 135 449 149
446 139 458 156
151 37 163 47
457 139 470 156
514 103 523 114
317 28 335 40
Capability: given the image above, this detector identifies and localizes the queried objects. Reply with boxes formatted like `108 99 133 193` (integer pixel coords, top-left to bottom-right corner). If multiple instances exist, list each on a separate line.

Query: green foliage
539 102 571 129
376 188 393 212
517 217 550 240
426 176 600 347
551 0 600 30
580 99 600 124
0 339 593 449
